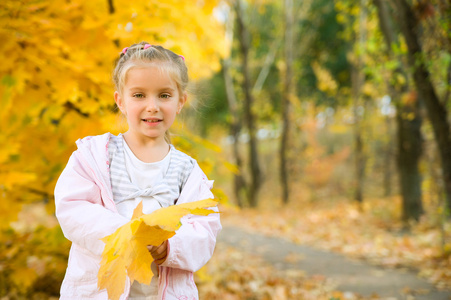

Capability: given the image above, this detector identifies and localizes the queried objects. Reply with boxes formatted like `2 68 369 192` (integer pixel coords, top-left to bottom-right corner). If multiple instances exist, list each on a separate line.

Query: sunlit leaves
0 0 225 211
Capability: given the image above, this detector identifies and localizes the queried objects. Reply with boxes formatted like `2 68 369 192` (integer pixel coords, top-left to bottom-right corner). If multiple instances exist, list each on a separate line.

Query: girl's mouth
142 119 161 123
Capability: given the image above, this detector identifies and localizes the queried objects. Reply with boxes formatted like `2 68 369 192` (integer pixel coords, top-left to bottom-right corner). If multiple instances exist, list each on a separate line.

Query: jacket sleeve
55 152 129 256
161 165 221 272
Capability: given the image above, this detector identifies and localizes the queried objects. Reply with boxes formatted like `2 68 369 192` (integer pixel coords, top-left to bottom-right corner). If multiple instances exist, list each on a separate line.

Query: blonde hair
113 42 188 95
113 42 188 143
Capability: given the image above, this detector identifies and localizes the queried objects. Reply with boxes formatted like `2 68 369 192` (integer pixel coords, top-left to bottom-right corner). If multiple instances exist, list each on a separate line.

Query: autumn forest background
1 0 451 299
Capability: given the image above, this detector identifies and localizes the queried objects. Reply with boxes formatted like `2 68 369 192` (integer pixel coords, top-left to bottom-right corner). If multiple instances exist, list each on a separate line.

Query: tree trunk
353 115 365 203
223 59 247 207
222 8 247 208
280 0 294 204
374 0 395 199
351 63 365 203
351 0 367 203
393 0 451 212
383 115 393 197
396 97 424 221
235 0 262 207
374 0 424 221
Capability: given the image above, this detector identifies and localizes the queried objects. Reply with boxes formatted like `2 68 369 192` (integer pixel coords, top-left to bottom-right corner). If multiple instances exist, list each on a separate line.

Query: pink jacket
55 133 221 300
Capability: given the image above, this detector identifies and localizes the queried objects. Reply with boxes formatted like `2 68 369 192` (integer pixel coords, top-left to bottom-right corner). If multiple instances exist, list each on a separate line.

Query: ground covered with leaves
209 195 451 299
196 242 366 300
2 195 450 299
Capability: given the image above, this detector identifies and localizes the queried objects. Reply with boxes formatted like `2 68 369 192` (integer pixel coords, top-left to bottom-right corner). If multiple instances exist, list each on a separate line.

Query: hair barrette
121 47 128 55
143 44 152 50
179 55 185 61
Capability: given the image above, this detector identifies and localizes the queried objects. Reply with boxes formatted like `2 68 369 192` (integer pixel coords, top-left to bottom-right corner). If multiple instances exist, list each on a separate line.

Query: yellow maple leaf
98 255 127 300
98 199 218 300
131 200 144 219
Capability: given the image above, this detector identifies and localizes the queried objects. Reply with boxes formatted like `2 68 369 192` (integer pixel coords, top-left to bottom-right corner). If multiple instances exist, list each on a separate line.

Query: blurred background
0 0 450 299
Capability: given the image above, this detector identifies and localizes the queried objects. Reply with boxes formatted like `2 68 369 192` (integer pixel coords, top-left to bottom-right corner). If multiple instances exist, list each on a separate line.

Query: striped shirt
108 134 195 217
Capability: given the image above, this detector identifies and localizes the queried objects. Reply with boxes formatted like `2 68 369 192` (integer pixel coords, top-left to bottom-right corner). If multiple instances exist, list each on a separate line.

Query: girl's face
114 65 186 145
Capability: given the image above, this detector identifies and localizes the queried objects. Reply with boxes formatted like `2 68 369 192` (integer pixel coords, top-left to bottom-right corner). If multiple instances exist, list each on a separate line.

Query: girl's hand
147 241 168 265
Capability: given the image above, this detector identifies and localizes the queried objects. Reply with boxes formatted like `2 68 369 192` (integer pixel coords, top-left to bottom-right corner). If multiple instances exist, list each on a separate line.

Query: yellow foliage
223 161 240 175
98 199 218 300
0 198 22 230
311 61 338 96
0 0 225 296
0 0 224 204
329 124 349 134
211 188 230 206
362 82 376 97
10 268 38 290
0 171 37 190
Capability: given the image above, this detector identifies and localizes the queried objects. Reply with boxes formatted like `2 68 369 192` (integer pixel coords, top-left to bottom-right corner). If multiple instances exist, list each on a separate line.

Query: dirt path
218 226 451 300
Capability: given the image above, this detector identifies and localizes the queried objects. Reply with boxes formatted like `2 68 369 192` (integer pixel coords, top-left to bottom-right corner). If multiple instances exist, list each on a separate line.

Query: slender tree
223 8 247 207
235 0 262 207
383 114 394 197
280 0 294 204
351 0 368 203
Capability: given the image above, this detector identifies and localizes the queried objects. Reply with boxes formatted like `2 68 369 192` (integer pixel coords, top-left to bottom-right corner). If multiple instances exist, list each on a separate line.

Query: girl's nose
146 97 159 112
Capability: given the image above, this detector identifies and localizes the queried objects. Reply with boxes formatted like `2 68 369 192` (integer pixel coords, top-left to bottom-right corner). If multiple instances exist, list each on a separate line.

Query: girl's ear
177 93 187 114
114 91 125 114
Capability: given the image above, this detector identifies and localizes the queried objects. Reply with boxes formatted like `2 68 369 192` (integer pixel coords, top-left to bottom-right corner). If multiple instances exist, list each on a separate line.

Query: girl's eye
160 94 171 99
133 93 145 98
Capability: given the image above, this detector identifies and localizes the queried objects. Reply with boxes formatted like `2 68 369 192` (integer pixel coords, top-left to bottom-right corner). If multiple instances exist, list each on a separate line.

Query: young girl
55 42 221 300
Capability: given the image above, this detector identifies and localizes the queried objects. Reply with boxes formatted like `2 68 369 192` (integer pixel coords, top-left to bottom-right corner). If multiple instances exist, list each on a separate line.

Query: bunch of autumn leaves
97 199 218 300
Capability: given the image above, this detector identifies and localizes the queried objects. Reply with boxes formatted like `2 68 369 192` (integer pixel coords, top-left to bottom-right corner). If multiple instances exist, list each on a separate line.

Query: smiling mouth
142 119 162 123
